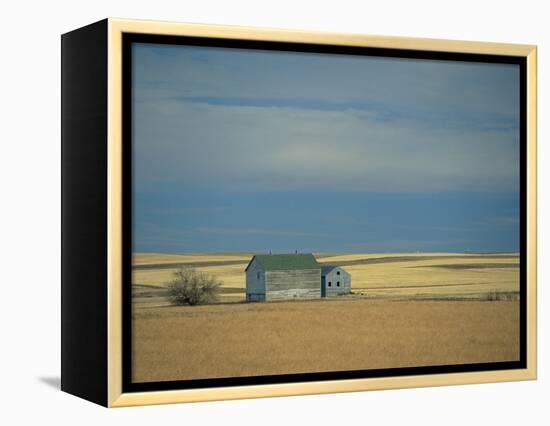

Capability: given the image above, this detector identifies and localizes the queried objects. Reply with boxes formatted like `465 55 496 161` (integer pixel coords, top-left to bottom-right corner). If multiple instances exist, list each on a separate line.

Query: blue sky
132 43 520 253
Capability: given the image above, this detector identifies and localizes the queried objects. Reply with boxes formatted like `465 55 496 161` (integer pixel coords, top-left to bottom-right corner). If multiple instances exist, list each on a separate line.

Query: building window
337 271 340 275
337 281 340 287
257 272 260 280
328 281 332 287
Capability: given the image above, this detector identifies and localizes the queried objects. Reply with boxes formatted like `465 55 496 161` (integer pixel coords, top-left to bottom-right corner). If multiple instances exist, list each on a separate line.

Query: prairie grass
132 299 519 383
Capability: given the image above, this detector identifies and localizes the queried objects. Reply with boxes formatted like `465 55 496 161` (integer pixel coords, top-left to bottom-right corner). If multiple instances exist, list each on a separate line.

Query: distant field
132 299 519 383
132 252 520 307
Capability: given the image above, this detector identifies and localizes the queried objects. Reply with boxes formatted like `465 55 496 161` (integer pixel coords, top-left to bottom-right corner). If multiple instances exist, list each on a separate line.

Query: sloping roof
321 265 349 276
321 265 337 275
246 253 320 271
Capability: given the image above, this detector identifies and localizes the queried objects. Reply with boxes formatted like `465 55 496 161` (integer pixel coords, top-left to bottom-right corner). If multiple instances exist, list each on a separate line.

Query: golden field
133 299 519 382
132 252 520 307
131 252 520 383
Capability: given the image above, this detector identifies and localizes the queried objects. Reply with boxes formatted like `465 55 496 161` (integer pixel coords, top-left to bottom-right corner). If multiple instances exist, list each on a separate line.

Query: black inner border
122 33 528 393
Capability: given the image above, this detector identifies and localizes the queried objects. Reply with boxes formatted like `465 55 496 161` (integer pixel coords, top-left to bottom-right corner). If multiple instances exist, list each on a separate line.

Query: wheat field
132 299 519 382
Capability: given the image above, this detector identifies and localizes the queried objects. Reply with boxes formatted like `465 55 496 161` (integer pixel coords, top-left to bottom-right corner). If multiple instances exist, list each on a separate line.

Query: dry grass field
132 252 520 307
131 251 520 383
132 299 519 382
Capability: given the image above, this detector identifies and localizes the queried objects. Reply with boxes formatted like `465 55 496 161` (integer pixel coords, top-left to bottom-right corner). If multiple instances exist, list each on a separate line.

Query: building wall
245 258 266 301
265 269 321 301
322 268 351 296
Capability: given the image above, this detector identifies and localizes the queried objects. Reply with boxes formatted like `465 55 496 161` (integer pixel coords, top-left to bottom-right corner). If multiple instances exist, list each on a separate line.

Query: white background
0 0 546 424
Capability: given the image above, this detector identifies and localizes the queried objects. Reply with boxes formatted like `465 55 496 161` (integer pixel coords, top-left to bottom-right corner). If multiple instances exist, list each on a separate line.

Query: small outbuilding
321 265 351 297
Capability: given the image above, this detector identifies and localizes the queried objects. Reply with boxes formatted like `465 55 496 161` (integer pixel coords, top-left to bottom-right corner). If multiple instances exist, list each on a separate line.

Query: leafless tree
167 267 222 306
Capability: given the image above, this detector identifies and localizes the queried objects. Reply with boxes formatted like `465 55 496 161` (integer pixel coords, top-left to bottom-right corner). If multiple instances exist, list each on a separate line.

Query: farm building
245 253 321 302
245 253 351 301
321 265 352 297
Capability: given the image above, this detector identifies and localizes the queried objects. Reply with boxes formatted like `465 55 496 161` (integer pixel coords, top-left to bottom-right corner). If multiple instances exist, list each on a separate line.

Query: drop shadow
38 376 61 390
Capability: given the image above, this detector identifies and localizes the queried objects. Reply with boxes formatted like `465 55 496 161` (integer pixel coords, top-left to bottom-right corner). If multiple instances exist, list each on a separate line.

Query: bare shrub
480 290 520 301
167 267 222 306
485 290 498 301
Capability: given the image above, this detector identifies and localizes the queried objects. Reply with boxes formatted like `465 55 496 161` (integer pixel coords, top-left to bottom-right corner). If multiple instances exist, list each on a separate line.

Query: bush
167 267 222 306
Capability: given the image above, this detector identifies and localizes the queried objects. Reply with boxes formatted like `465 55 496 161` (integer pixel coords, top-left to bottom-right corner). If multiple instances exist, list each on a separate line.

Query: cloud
133 43 520 117
133 99 519 193
171 95 518 132
131 43 520 194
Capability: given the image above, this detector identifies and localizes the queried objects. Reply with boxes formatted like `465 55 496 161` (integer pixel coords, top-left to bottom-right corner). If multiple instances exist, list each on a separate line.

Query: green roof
247 253 320 271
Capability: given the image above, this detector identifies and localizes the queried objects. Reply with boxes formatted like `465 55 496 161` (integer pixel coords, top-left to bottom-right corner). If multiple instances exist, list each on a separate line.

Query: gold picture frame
61 18 537 407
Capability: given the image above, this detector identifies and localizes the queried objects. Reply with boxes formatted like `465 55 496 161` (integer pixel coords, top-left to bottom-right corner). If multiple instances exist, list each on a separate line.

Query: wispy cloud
133 99 519 192
173 95 383 113
172 95 518 132
133 43 520 194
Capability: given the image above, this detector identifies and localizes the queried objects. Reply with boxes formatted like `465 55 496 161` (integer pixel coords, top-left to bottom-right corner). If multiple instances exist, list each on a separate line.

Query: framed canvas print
61 18 537 407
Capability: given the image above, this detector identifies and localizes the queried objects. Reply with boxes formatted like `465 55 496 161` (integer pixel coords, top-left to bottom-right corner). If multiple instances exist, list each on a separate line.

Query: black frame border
122 33 528 394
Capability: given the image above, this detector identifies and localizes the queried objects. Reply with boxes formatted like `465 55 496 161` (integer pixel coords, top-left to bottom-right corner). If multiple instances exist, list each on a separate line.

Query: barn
245 253 352 301
245 253 321 302
321 265 352 297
